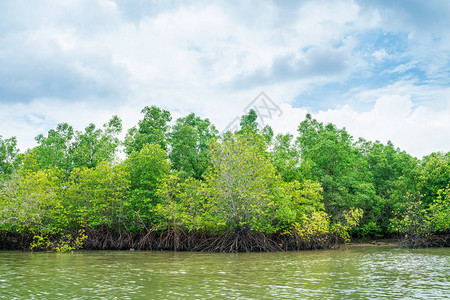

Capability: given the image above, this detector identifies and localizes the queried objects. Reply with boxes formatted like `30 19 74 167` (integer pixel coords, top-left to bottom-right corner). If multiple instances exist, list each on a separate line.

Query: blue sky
0 0 449 158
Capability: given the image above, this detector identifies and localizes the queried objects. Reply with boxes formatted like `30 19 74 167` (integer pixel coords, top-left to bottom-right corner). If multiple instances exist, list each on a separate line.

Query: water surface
1 246 449 299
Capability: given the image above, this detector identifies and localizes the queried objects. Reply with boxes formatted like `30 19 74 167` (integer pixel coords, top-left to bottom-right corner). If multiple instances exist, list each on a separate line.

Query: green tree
282 179 324 217
297 114 376 234
124 106 172 154
0 167 65 235
425 186 450 234
169 113 218 179
417 152 450 207
155 174 210 232
71 116 123 168
65 162 128 231
390 152 450 240
0 136 19 180
360 140 417 200
206 131 289 233
124 144 170 231
271 133 309 182
239 109 258 133
34 123 74 175
390 185 449 247
237 109 274 144
357 139 418 233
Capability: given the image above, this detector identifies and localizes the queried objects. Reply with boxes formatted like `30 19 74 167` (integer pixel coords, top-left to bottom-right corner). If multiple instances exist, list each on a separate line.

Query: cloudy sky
0 0 449 158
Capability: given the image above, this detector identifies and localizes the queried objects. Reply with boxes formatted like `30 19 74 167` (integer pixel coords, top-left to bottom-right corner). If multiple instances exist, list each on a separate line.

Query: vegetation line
0 107 448 252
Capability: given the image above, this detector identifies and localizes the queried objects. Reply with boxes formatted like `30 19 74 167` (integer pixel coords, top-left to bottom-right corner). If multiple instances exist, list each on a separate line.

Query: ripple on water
0 247 448 299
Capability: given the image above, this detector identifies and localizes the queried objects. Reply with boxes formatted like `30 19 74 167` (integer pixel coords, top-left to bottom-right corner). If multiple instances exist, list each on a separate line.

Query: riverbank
346 239 398 247
347 234 450 249
2 230 448 252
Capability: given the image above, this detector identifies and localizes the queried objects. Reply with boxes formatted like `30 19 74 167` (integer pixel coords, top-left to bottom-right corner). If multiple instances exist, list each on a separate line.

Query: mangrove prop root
3 229 448 252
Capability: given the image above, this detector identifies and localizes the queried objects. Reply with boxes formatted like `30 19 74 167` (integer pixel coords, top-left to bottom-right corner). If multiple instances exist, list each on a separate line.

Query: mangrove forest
0 106 449 252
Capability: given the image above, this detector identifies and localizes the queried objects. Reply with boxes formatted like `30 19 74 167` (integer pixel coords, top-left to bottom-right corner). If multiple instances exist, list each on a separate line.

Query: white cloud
0 99 126 151
269 95 450 158
386 61 418 74
372 49 389 61
347 80 450 109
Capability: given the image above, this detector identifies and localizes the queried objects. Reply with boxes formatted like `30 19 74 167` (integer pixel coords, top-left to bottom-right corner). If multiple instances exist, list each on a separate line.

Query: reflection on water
0 247 449 299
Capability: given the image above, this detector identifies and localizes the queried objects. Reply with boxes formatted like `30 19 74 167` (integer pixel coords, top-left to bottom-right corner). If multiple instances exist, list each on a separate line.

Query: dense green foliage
0 107 448 251
0 136 19 180
169 113 218 179
124 106 172 154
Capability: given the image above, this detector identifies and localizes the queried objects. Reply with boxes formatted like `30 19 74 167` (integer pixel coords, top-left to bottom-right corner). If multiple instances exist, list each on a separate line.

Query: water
0 246 449 299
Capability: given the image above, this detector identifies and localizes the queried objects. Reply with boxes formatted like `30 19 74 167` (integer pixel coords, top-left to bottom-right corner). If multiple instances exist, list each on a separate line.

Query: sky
0 0 449 158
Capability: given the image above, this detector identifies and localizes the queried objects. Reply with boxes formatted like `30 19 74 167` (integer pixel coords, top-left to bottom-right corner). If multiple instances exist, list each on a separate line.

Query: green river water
0 246 449 299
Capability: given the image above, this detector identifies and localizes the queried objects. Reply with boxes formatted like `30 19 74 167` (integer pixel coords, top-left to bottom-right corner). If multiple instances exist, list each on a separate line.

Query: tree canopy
1 106 448 251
